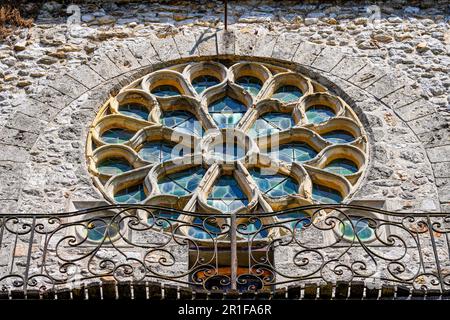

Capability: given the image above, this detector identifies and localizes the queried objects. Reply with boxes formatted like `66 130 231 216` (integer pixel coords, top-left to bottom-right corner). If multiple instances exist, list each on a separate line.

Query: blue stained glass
312 184 342 204
207 176 248 213
188 217 221 239
148 211 180 229
151 85 180 97
249 168 299 198
268 143 317 163
340 217 374 241
322 130 355 144
158 167 205 196
279 211 310 230
87 218 121 242
97 158 133 175
272 85 302 102
235 76 263 96
118 104 149 120
305 105 335 124
210 143 246 161
114 184 146 203
192 75 220 93
101 128 135 144
248 112 294 137
138 141 188 162
324 159 358 175
160 110 203 136
208 96 247 129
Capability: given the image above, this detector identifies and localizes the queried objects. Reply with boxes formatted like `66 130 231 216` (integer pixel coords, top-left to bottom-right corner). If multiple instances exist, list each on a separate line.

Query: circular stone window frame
85 58 370 242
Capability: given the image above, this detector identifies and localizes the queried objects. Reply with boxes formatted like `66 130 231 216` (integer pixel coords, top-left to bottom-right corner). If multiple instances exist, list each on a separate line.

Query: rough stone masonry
0 0 448 215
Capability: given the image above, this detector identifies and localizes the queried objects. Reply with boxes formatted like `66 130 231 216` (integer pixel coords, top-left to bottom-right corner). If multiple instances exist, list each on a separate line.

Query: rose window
86 60 368 240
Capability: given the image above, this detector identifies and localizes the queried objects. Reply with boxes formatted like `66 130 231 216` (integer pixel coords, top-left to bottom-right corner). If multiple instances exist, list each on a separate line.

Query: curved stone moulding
86 59 369 242
259 72 313 101
141 69 197 97
306 144 366 185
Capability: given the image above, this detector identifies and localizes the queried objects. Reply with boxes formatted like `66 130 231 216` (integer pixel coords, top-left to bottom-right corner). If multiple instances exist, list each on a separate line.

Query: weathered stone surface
105 45 141 72
173 31 200 58
150 35 181 61
271 33 302 61
126 38 161 66
89 54 123 80
195 32 218 57
68 64 105 89
292 41 323 66
5 112 47 134
348 64 387 89
427 145 450 163
217 30 236 56
433 162 450 178
330 56 367 80
312 46 350 72
49 75 89 99
395 99 435 122
253 31 279 57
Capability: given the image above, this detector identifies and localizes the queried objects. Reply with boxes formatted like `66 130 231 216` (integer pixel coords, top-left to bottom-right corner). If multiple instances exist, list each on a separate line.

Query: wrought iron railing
0 204 449 297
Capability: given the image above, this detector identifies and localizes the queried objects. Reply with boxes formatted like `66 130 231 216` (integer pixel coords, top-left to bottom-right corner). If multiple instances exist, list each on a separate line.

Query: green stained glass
268 143 317 163
158 167 205 196
114 184 146 203
101 128 135 144
324 159 358 175
272 85 302 102
207 176 248 213
249 168 298 198
208 96 247 129
97 158 133 175
160 110 203 136
86 218 121 242
118 104 149 120
151 85 180 97
235 76 263 96
312 184 342 204
305 105 335 124
192 75 220 93
322 130 355 144
238 218 268 239
248 112 294 137
340 217 374 241
138 141 188 162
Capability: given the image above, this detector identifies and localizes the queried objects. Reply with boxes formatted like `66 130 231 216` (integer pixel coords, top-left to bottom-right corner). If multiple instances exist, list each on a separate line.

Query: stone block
68 64 104 89
5 112 46 134
271 33 302 61
433 162 450 178
395 99 435 122
348 63 386 89
173 31 200 58
195 32 218 57
235 29 259 56
292 41 323 66
253 32 279 57
0 144 29 162
381 85 423 109
150 35 181 61
15 98 60 123
127 38 161 66
0 200 18 214
49 75 88 99
0 127 38 149
366 74 413 99
330 56 367 80
217 30 236 56
427 145 450 163
312 46 350 73
30 86 72 110
105 45 141 72
89 55 123 80
436 178 450 202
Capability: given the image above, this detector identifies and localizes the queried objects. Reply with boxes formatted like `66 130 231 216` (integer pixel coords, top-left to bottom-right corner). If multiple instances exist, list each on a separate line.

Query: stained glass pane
151 85 180 97
207 176 248 213
210 143 246 161
238 218 268 239
188 217 221 239
208 96 247 129
161 110 203 136
118 104 149 120
268 143 317 163
158 167 205 196
148 211 180 229
305 105 335 124
114 184 146 203
312 184 342 204
192 75 220 93
272 85 302 102
97 158 133 175
101 128 135 144
322 130 355 144
324 159 358 175
340 217 374 241
235 76 263 96
279 211 310 230
249 168 298 198
248 112 294 137
138 141 188 162
87 219 121 242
